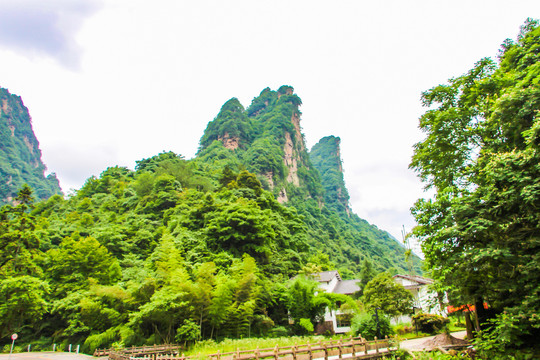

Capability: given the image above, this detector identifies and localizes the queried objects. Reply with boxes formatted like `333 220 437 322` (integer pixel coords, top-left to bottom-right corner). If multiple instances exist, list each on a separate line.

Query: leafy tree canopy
362 272 413 317
410 18 540 351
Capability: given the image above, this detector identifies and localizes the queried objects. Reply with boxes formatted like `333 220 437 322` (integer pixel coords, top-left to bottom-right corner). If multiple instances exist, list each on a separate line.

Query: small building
311 271 445 334
311 271 361 334
393 274 446 315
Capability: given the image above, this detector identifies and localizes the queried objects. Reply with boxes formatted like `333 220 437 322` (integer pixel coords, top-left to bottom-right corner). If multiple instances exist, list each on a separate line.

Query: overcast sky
0 0 538 251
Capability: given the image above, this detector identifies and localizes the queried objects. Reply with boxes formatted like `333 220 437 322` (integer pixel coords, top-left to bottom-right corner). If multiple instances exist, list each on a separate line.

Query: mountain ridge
0 87 62 204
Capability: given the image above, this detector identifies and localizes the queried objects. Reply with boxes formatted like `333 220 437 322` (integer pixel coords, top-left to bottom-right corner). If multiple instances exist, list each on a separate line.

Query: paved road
0 352 94 360
399 331 467 351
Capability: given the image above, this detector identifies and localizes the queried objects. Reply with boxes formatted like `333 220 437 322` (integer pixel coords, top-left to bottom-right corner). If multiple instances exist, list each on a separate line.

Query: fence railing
94 344 181 358
100 336 397 360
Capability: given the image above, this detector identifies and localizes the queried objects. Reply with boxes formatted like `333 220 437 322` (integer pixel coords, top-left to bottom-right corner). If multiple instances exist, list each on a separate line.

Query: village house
311 270 361 334
311 271 444 334
392 274 446 316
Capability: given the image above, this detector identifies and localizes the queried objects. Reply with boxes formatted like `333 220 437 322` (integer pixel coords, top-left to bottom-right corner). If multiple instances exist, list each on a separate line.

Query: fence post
323 342 328 360
273 345 278 360
374 337 379 354
338 338 342 359
363 338 368 355
308 341 312 360
292 344 297 360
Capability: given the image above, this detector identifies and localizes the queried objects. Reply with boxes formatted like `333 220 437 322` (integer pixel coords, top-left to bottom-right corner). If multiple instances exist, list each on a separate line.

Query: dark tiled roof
333 279 361 295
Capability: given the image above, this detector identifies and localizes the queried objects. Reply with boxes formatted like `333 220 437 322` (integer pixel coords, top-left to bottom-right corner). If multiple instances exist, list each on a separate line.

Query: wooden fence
101 336 397 360
94 344 181 358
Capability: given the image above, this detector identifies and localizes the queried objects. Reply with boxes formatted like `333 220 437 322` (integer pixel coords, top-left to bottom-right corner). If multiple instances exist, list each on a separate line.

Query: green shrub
175 320 200 343
297 318 314 334
350 312 394 340
393 322 414 335
412 313 449 334
269 326 290 337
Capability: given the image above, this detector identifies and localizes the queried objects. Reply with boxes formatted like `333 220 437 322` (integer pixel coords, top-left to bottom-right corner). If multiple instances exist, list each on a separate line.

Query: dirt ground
400 331 468 351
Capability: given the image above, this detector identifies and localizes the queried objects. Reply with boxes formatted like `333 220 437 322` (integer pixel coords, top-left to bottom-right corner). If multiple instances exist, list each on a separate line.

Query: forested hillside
0 88 62 204
0 85 420 351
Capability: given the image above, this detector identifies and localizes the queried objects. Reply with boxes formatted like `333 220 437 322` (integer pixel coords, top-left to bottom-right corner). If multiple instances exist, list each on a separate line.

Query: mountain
196 86 421 276
0 87 62 204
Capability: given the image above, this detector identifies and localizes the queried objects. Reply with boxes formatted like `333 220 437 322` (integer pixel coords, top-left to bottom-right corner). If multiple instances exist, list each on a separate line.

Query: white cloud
0 0 102 69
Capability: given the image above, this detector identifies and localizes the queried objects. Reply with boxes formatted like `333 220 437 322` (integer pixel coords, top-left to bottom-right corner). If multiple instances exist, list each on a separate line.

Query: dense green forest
0 88 62 204
0 84 420 351
411 19 540 355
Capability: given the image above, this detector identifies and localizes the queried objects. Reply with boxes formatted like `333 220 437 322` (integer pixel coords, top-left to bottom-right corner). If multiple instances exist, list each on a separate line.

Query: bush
393 323 414 335
350 312 394 340
296 318 314 334
268 326 289 337
412 313 449 334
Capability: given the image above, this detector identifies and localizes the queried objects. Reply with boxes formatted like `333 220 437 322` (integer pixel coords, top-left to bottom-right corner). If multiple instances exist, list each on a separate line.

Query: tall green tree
362 273 413 317
358 258 377 295
410 19 540 350
0 275 49 337
47 235 122 295
0 197 40 276
286 275 330 334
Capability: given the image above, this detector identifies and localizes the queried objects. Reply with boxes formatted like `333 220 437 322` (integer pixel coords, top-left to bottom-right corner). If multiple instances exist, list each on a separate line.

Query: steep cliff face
0 87 62 203
309 136 351 215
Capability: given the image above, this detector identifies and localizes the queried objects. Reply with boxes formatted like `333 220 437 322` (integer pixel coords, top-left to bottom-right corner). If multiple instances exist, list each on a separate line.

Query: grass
184 335 357 357
446 323 466 333
395 332 431 340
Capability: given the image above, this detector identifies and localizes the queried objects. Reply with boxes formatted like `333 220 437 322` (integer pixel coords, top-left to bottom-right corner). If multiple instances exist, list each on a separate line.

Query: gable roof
309 271 360 295
334 279 361 295
311 270 341 282
393 274 433 285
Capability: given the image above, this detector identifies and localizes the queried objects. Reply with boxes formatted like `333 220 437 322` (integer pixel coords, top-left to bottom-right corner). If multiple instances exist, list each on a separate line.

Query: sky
0 0 538 253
